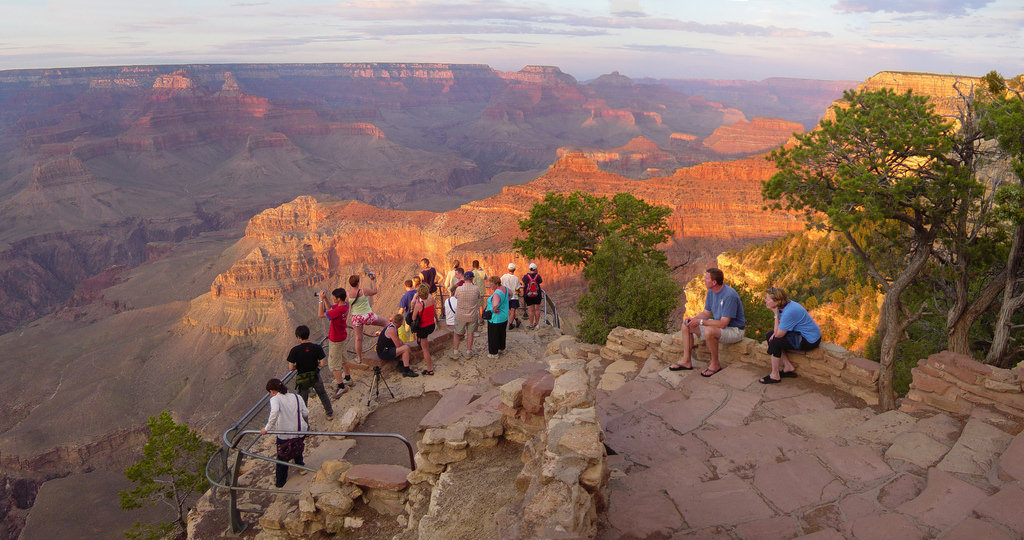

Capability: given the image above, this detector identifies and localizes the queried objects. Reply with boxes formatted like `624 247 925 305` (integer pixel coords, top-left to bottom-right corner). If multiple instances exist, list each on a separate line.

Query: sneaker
326 413 334 421
462 349 473 358
487 353 498 358
402 367 419 377
333 384 348 399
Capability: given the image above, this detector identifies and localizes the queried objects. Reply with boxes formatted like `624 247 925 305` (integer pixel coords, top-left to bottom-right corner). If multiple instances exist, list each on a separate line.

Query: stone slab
884 432 950 469
942 517 1013 540
603 409 710 467
646 384 727 435
706 389 762 428
753 454 844 513
936 417 1013 476
698 419 812 472
783 408 872 440
877 473 926 509
732 515 802 540
418 385 477 430
522 371 555 414
764 392 837 418
998 430 1024 481
793 530 844 540
973 484 1024 534
666 475 775 529
896 468 988 531
620 455 715 493
707 364 763 390
605 489 684 538
489 362 547 386
344 464 411 490
844 410 917 446
911 413 962 445
848 513 925 540
603 379 674 416
817 445 893 486
837 493 878 523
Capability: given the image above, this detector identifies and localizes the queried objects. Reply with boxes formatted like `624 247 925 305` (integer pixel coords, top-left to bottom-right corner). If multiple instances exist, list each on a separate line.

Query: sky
0 0 1021 82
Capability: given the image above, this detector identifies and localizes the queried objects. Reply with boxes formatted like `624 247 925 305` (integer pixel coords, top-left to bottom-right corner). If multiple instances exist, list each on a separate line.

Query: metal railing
542 291 560 329
204 335 416 535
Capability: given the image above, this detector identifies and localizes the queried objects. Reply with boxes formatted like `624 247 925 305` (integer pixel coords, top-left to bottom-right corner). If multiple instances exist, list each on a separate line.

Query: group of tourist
261 263 820 489
261 258 546 486
669 267 822 385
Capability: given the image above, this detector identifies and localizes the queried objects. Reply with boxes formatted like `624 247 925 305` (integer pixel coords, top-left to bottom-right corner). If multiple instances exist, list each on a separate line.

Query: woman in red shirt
410 283 436 375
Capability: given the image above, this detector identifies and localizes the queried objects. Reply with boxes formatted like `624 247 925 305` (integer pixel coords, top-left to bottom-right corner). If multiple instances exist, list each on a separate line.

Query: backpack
406 298 423 328
524 273 540 299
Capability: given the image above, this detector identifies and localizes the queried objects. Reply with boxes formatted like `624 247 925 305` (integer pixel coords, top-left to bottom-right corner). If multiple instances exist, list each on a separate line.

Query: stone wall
601 327 881 406
496 337 609 539
901 351 1024 421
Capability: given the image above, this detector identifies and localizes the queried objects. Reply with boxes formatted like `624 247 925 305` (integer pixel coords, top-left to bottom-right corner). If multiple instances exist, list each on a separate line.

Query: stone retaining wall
902 351 1024 421
601 327 881 405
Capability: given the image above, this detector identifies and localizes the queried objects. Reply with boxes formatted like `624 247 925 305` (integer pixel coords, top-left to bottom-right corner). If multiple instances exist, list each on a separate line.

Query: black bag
294 370 317 391
406 298 423 328
277 437 305 461
482 310 492 320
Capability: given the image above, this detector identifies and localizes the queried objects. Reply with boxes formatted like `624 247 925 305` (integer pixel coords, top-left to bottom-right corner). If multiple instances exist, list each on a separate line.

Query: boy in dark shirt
287 325 334 421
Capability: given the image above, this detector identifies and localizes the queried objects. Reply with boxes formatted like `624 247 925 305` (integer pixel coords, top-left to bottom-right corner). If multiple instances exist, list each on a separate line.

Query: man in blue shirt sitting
671 267 746 377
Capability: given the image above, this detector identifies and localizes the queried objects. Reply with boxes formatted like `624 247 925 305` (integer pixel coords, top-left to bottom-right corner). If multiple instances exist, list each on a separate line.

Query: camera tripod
365 365 394 406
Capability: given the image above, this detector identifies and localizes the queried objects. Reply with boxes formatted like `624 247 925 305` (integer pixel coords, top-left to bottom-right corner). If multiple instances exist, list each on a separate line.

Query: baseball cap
528 263 537 270
464 271 474 280
508 263 516 270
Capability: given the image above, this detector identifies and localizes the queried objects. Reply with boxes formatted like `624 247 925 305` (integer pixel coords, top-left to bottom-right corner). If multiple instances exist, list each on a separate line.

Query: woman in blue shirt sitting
760 287 822 384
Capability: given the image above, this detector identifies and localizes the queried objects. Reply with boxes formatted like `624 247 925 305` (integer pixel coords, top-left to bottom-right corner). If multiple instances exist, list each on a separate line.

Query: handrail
543 291 561 329
205 332 418 534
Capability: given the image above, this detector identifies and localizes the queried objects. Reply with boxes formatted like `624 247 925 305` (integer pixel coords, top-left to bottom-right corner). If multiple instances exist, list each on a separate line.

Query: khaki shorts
699 325 745 344
327 339 348 371
454 319 478 336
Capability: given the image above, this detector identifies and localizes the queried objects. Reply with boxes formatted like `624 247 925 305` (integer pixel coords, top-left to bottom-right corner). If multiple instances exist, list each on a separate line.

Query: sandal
759 375 782 384
421 369 434 376
700 366 722 378
780 370 798 378
669 363 694 371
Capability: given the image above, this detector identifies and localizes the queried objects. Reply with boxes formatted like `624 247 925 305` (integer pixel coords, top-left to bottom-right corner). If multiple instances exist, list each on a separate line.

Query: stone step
344 463 412 491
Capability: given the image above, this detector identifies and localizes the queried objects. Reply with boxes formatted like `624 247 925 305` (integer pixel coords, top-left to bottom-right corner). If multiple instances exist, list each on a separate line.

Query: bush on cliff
516 191 677 344
120 411 216 540
577 232 680 343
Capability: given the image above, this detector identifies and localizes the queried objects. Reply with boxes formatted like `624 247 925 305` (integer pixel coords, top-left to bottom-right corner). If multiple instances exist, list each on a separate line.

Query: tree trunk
947 273 1005 355
874 243 933 410
987 223 1024 367
876 295 900 410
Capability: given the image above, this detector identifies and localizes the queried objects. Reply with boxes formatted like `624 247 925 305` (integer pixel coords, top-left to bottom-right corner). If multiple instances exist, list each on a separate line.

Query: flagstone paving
595 361 1024 539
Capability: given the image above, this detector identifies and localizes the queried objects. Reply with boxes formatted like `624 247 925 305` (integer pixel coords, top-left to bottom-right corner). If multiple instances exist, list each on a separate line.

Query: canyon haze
0 62 855 537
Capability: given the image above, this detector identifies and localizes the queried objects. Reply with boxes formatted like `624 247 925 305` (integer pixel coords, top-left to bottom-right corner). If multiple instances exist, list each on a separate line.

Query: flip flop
421 369 434 376
780 370 798 378
669 363 694 371
700 367 722 378
759 375 782 384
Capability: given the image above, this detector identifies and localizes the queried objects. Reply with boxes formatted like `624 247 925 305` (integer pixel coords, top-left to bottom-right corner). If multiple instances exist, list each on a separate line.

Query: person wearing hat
500 263 523 329
521 262 544 329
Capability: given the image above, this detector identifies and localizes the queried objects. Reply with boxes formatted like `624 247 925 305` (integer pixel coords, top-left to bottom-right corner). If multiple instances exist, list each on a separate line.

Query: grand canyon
1 63 981 537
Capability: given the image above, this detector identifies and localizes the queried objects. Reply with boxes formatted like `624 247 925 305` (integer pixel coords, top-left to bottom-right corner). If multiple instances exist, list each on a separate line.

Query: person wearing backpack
522 262 544 329
286 325 334 421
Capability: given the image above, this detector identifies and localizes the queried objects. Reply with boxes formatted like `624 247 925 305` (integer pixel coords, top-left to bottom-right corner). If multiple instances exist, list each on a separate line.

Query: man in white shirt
501 263 523 330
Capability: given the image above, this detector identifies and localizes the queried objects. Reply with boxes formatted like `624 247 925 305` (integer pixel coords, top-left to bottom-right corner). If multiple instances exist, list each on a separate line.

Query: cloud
831 0 993 16
285 1 829 39
613 43 717 54
114 17 203 32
